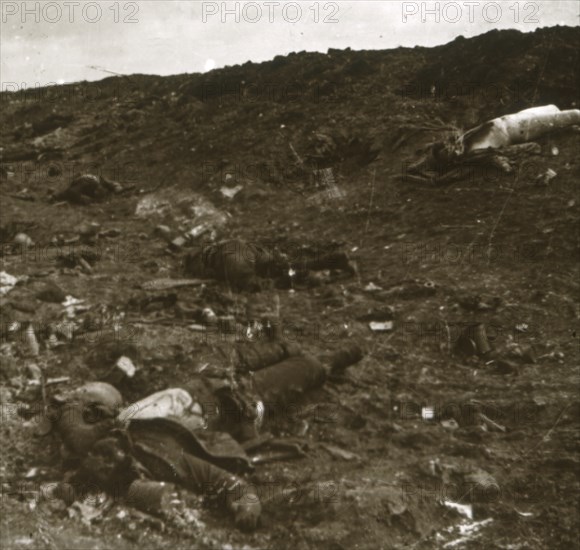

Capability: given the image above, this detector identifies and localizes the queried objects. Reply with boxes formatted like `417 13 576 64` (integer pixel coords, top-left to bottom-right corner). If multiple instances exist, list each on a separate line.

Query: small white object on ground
0 272 18 296
116 356 136 377
369 321 394 332
220 185 243 199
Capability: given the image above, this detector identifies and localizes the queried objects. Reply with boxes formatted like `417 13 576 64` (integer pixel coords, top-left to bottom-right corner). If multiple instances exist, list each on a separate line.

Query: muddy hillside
1 26 579 549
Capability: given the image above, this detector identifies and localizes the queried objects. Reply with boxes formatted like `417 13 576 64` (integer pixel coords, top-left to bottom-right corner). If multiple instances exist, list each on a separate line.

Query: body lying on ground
461 104 580 153
405 104 580 184
49 345 363 530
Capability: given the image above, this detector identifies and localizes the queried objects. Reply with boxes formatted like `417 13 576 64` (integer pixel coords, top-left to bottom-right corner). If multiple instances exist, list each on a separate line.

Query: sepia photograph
1 1 579 548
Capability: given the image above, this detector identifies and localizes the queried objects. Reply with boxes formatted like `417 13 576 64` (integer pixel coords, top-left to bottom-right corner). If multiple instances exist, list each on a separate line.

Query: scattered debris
478 412 506 433
493 358 520 375
169 236 188 250
442 501 473 519
407 140 542 185
54 174 123 204
220 185 243 199
154 225 172 240
126 480 177 516
141 278 212 291
369 321 394 332
463 469 499 501
357 306 395 323
99 228 121 238
515 509 534 518
364 282 383 292
455 324 490 356
62 296 88 318
441 518 493 548
311 167 345 201
13 233 33 247
135 190 228 240
321 444 360 461
68 498 109 526
0 272 18 296
202 307 217 324
1 30 577 548
536 168 558 186
45 376 70 386
380 279 436 299
102 356 137 385
441 419 459 431
116 356 136 377
77 222 101 241
251 449 306 464
24 325 40 357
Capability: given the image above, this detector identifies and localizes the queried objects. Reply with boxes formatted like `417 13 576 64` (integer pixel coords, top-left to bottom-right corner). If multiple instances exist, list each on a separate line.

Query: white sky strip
1 1 578 86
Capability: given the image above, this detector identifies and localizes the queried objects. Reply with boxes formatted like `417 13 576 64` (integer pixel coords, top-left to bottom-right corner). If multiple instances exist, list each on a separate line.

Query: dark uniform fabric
127 417 250 500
